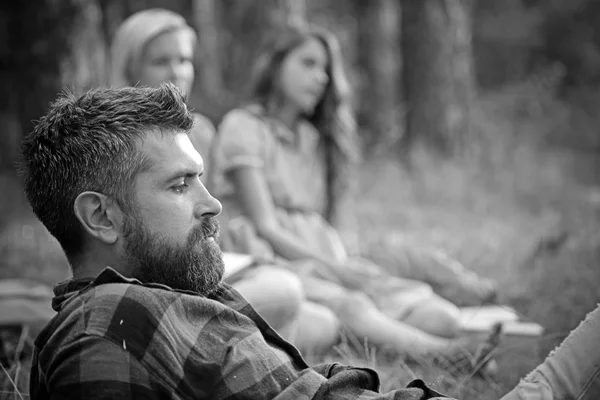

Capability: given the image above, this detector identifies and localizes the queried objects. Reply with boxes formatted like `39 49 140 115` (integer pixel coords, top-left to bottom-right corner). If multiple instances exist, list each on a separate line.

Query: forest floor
314 150 600 399
315 85 600 399
2 84 600 399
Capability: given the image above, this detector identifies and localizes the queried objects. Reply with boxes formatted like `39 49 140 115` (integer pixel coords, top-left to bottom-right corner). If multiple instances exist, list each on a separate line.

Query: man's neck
70 251 125 281
71 265 102 281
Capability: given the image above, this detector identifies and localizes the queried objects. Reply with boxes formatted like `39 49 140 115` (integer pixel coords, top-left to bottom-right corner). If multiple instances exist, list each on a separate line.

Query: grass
2 81 600 399
348 81 600 398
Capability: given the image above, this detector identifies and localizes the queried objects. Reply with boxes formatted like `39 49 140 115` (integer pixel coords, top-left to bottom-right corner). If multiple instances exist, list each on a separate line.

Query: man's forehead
136 129 202 170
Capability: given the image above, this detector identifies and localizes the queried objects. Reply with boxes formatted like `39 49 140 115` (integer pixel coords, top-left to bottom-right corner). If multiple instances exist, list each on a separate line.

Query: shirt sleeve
271 363 451 400
216 109 269 172
45 335 168 400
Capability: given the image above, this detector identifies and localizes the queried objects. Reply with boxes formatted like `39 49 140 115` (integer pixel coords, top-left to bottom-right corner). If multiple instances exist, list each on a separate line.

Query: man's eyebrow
163 166 204 183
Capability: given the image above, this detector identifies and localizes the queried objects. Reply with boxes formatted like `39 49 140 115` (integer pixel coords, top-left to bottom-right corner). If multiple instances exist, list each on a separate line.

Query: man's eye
172 183 189 194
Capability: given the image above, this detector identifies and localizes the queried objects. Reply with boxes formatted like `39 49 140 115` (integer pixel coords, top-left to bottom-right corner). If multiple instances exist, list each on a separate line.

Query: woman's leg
348 259 463 339
368 245 497 306
286 301 341 355
500 304 600 400
231 266 304 332
401 294 462 339
301 276 482 357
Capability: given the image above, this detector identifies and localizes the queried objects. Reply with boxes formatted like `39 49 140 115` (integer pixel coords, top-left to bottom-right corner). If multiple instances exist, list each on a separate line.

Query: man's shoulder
76 283 249 339
43 283 176 344
58 281 246 332
31 283 183 399
40 280 253 356
78 282 180 334
34 283 192 365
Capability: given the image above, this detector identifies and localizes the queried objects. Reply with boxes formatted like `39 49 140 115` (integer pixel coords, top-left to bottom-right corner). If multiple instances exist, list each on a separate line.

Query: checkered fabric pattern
29 267 451 400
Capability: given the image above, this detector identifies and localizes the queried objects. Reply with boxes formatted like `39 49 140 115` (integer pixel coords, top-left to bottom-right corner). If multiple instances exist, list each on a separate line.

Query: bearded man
21 84 452 400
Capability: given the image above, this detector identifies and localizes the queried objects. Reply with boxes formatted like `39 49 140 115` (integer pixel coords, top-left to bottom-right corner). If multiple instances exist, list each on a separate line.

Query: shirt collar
51 267 222 312
52 267 132 311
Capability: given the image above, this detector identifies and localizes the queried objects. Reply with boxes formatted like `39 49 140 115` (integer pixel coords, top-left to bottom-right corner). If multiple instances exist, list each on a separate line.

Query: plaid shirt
30 267 452 400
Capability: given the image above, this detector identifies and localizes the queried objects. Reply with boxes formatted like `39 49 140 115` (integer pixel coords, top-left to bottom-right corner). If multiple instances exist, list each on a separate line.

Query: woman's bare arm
230 166 342 272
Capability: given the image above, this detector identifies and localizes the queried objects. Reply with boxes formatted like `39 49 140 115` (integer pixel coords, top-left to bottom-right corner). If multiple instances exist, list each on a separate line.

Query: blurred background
1 0 600 399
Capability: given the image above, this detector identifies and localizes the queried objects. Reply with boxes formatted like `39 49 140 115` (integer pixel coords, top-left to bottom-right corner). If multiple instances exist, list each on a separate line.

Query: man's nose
194 186 222 219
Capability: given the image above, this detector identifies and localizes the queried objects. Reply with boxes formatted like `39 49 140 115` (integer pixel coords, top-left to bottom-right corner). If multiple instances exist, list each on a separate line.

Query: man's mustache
189 218 220 244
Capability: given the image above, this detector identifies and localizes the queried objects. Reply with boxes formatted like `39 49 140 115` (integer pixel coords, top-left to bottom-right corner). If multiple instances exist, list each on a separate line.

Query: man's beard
122 213 224 296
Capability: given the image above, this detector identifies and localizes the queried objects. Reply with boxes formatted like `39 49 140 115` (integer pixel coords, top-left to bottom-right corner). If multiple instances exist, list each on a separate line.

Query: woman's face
136 29 195 96
278 37 330 114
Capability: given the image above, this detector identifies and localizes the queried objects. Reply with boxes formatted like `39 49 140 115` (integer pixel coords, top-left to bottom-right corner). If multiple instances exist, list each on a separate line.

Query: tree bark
217 0 306 112
1 1 66 174
0 4 19 172
191 0 226 118
0 0 107 174
192 0 223 97
63 1 108 93
401 0 475 157
277 0 306 25
355 0 402 153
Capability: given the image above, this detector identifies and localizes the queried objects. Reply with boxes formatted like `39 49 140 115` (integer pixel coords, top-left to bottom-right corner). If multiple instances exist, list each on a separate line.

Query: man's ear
73 192 122 245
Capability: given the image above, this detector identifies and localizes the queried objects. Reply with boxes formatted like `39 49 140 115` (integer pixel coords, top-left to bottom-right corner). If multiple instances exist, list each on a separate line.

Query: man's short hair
20 83 194 260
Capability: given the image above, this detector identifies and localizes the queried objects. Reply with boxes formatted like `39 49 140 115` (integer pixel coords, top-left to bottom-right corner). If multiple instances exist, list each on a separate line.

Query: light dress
211 106 435 321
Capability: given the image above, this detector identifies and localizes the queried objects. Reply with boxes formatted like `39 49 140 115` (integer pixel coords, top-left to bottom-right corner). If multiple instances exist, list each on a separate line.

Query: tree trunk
191 0 225 118
0 0 107 175
1 1 65 174
355 0 402 154
63 1 108 93
277 0 306 25
98 0 131 47
0 3 20 172
401 0 475 157
217 0 306 113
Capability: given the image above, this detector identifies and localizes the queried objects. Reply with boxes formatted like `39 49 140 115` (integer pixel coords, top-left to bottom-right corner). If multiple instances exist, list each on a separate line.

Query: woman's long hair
248 23 360 223
109 8 196 88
